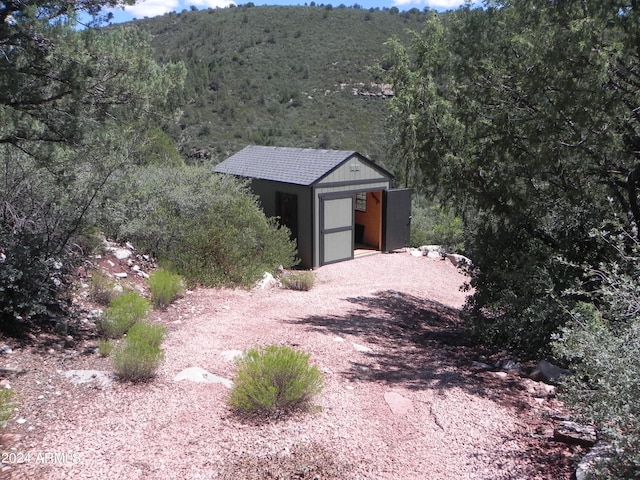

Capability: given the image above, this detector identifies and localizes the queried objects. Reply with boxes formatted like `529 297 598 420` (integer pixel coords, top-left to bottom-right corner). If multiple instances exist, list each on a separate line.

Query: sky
107 0 477 23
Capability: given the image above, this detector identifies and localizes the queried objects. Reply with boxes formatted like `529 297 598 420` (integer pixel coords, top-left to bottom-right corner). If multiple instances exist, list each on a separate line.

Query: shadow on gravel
290 289 576 480
290 289 527 403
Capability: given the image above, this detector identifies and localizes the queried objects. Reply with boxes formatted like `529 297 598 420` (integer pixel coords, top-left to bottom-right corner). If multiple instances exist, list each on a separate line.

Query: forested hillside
130 5 431 166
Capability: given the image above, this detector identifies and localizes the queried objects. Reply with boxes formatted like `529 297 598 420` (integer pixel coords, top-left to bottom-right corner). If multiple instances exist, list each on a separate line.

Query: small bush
281 271 315 291
98 292 150 338
98 338 114 357
229 345 323 416
113 322 166 382
149 269 185 308
0 389 15 427
89 271 117 306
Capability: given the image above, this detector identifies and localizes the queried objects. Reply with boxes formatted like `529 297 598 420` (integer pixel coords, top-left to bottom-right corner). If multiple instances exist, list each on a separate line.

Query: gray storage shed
215 145 411 269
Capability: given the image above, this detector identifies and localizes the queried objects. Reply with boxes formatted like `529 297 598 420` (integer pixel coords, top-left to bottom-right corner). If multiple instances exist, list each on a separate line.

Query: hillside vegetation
132 5 431 166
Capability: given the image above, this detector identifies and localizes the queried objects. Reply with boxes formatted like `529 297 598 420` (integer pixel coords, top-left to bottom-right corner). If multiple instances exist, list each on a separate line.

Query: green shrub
229 345 323 416
0 232 69 325
409 194 464 251
98 292 150 338
553 249 640 480
0 389 15 427
149 269 185 308
89 271 117 306
281 271 315 291
98 338 115 357
110 167 298 288
113 322 166 382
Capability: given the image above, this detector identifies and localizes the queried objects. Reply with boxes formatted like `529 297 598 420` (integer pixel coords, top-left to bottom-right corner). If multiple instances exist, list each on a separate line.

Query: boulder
576 442 612 480
529 360 570 384
446 253 472 267
554 421 597 447
255 272 277 289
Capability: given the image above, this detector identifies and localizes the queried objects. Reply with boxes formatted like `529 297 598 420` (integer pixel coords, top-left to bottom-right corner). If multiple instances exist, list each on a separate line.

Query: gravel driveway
3 251 576 479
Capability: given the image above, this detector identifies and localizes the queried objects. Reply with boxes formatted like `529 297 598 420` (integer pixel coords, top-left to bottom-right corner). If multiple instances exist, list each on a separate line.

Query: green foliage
229 345 324 416
113 322 166 382
133 5 430 163
98 338 115 357
0 233 67 324
98 292 150 338
149 269 185 308
89 271 118 306
107 166 298 287
281 271 315 291
409 194 463 251
0 388 15 427
0 3 185 332
388 2 640 355
554 239 640 479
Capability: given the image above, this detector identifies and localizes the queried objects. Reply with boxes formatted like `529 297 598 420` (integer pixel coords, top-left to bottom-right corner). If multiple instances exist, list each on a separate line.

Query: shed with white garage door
215 145 411 269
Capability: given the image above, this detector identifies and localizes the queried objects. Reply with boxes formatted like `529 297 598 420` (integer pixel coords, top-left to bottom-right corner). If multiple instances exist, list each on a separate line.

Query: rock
446 253 473 267
554 421 597 447
470 361 493 371
111 248 132 260
523 378 557 398
0 346 12 354
384 391 413 415
174 367 233 388
576 442 612 480
498 359 522 373
529 360 570 384
220 350 244 362
62 370 114 388
418 245 443 254
352 343 372 353
113 272 128 279
255 272 277 289
418 245 445 259
409 248 423 257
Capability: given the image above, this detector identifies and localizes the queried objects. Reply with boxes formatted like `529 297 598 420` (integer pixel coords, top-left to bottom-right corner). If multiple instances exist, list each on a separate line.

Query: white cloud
124 0 235 18
392 0 473 8
125 0 181 17
191 0 237 7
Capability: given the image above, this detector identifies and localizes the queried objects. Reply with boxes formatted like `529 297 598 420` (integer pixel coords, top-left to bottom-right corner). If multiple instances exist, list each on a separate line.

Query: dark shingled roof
214 145 360 186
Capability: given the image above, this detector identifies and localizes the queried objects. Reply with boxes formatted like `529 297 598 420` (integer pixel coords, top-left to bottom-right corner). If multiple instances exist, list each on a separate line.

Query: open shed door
320 196 354 265
382 188 412 252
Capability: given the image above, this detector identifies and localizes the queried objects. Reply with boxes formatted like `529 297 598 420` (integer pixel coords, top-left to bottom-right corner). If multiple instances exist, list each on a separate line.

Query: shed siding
250 179 314 269
318 157 387 185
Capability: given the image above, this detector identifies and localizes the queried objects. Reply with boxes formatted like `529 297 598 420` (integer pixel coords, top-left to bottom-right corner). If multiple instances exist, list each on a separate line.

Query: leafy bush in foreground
554 241 640 480
229 345 323 416
98 292 150 338
113 322 166 382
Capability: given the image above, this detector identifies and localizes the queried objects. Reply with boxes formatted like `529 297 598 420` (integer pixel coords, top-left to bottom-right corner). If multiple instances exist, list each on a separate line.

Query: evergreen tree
0 1 185 326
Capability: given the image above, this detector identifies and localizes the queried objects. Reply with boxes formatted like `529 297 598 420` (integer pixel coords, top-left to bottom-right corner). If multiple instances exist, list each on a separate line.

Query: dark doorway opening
276 192 299 242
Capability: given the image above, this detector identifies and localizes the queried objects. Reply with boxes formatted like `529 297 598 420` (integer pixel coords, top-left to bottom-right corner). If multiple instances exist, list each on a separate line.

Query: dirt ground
0 250 583 479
